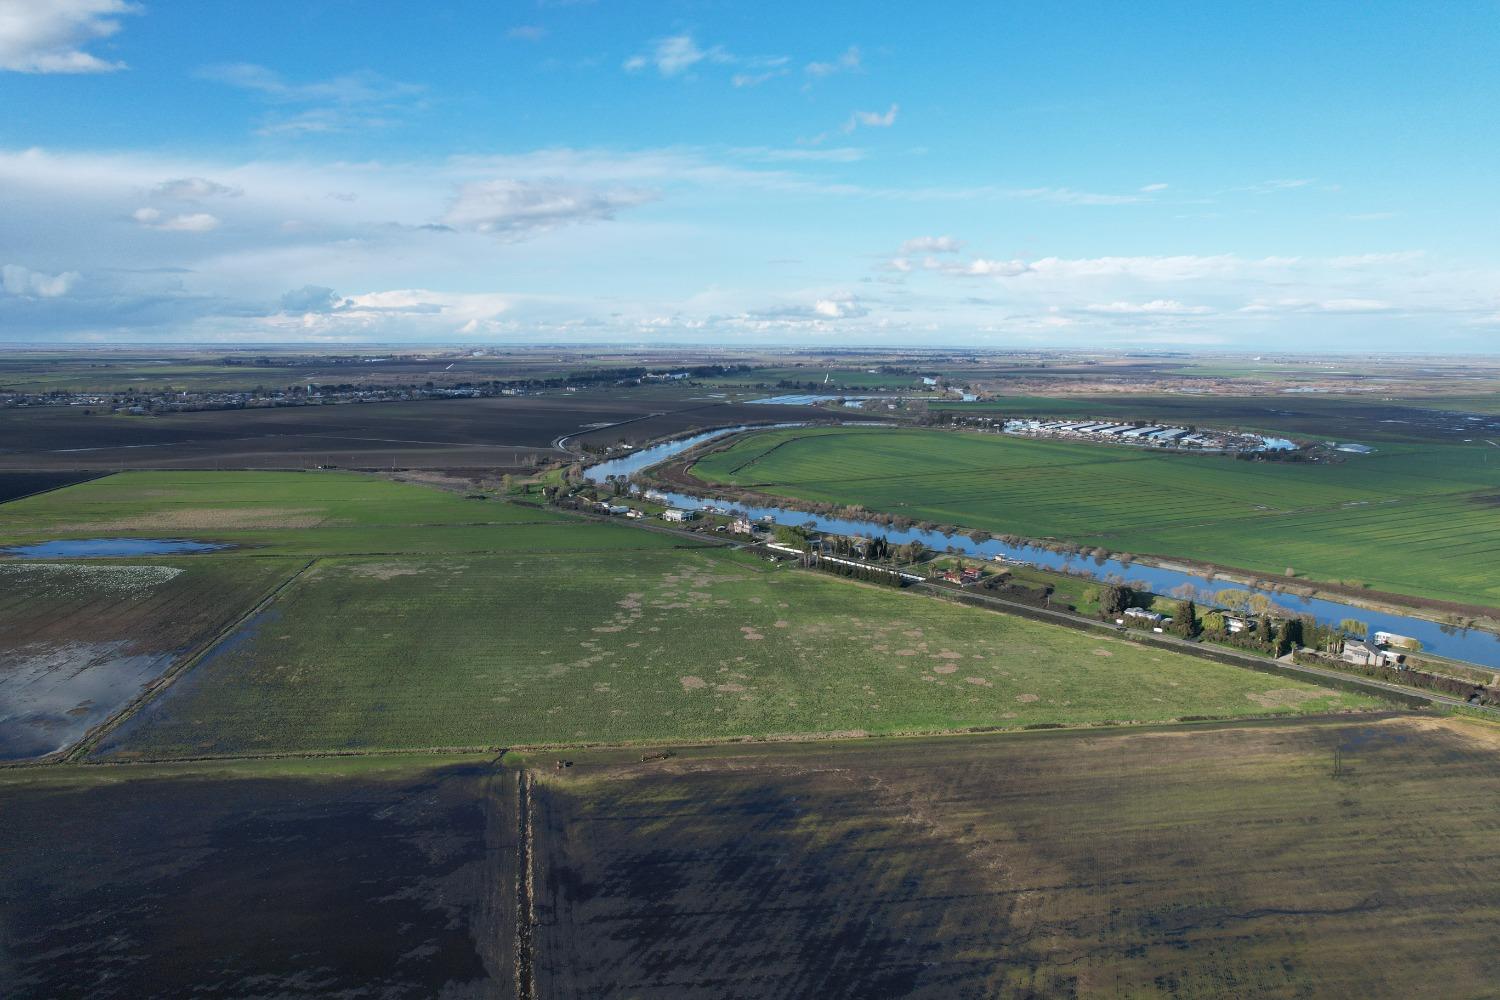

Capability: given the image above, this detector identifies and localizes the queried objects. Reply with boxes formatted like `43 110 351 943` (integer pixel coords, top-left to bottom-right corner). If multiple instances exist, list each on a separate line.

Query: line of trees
806 556 907 587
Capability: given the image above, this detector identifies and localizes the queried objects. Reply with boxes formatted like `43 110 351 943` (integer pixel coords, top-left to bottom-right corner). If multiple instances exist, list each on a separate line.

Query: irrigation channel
587 425 1500 671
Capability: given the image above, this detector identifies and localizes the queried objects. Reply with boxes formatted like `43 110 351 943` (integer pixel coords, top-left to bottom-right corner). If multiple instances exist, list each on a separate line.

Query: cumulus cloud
813 295 867 319
278 285 346 314
0 0 141 74
2 263 79 297
900 235 962 255
132 208 221 232
1 145 1492 349
442 179 655 237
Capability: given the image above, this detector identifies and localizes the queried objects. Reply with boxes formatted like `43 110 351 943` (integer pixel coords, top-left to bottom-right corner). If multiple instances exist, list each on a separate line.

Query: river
585 426 1500 670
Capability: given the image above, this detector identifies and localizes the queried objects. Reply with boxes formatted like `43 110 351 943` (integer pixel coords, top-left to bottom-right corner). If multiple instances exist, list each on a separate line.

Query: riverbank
583 424 1500 669
657 428 1500 630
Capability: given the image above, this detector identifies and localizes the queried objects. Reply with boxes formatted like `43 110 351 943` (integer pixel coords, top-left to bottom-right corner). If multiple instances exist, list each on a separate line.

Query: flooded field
0 758 514 999
3 537 227 558
0 558 298 760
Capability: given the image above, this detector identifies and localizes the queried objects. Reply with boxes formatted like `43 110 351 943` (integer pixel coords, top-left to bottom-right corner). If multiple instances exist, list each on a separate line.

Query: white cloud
1139 182 1169 192
844 104 899 132
1242 178 1315 194
1008 187 1144 206
899 235 961 254
813 296 864 318
806 45 861 78
0 0 140 74
624 34 730 77
199 63 425 135
732 68 788 87
133 208 221 232
442 179 655 237
152 177 242 200
2 145 1495 350
2 263 79 297
924 256 1030 277
1084 299 1213 315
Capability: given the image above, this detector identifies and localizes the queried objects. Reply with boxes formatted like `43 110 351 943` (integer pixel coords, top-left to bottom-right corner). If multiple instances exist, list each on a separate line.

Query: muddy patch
0 641 174 761
1247 687 1329 709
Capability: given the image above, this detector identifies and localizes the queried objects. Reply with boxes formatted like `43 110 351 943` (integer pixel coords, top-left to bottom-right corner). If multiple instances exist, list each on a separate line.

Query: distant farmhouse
1341 637 1404 668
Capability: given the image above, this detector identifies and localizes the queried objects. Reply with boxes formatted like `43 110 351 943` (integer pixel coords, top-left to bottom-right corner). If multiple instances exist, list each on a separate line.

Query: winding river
586 425 1500 670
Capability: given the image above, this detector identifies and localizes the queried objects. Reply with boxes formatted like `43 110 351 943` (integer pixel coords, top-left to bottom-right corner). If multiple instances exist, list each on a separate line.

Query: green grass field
689 426 1500 608
97 547 1377 759
0 470 688 556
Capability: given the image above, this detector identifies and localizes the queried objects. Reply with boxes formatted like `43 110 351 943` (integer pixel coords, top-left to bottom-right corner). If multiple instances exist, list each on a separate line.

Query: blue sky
2 0 1498 350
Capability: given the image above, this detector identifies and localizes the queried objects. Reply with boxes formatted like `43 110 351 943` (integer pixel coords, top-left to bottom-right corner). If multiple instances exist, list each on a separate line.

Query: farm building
662 508 698 522
1341 638 1400 668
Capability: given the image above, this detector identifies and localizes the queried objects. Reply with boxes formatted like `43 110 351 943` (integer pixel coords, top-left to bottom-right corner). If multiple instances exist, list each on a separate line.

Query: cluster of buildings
0 384 491 415
1002 418 1290 453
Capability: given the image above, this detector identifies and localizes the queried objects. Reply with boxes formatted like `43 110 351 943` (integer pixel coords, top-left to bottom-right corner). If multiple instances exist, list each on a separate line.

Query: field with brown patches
94 548 1378 760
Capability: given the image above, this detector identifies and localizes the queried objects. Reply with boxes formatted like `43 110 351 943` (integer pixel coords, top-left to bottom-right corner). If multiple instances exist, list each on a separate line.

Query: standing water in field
3 538 227 558
587 428 1500 670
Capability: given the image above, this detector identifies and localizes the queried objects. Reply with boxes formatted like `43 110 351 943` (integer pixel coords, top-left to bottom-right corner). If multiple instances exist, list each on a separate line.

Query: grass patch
0 469 687 556
98 549 1379 759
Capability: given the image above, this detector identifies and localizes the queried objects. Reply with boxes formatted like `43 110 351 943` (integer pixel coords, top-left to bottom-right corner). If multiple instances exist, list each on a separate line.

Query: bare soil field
7 715 1497 998
530 714 1500 998
0 757 514 999
0 395 833 470
0 471 103 503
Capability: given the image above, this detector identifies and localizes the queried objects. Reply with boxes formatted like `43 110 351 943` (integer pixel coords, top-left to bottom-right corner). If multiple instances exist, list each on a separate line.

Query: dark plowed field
12 716 1494 997
0 396 835 470
0 759 515 999
0 471 103 504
